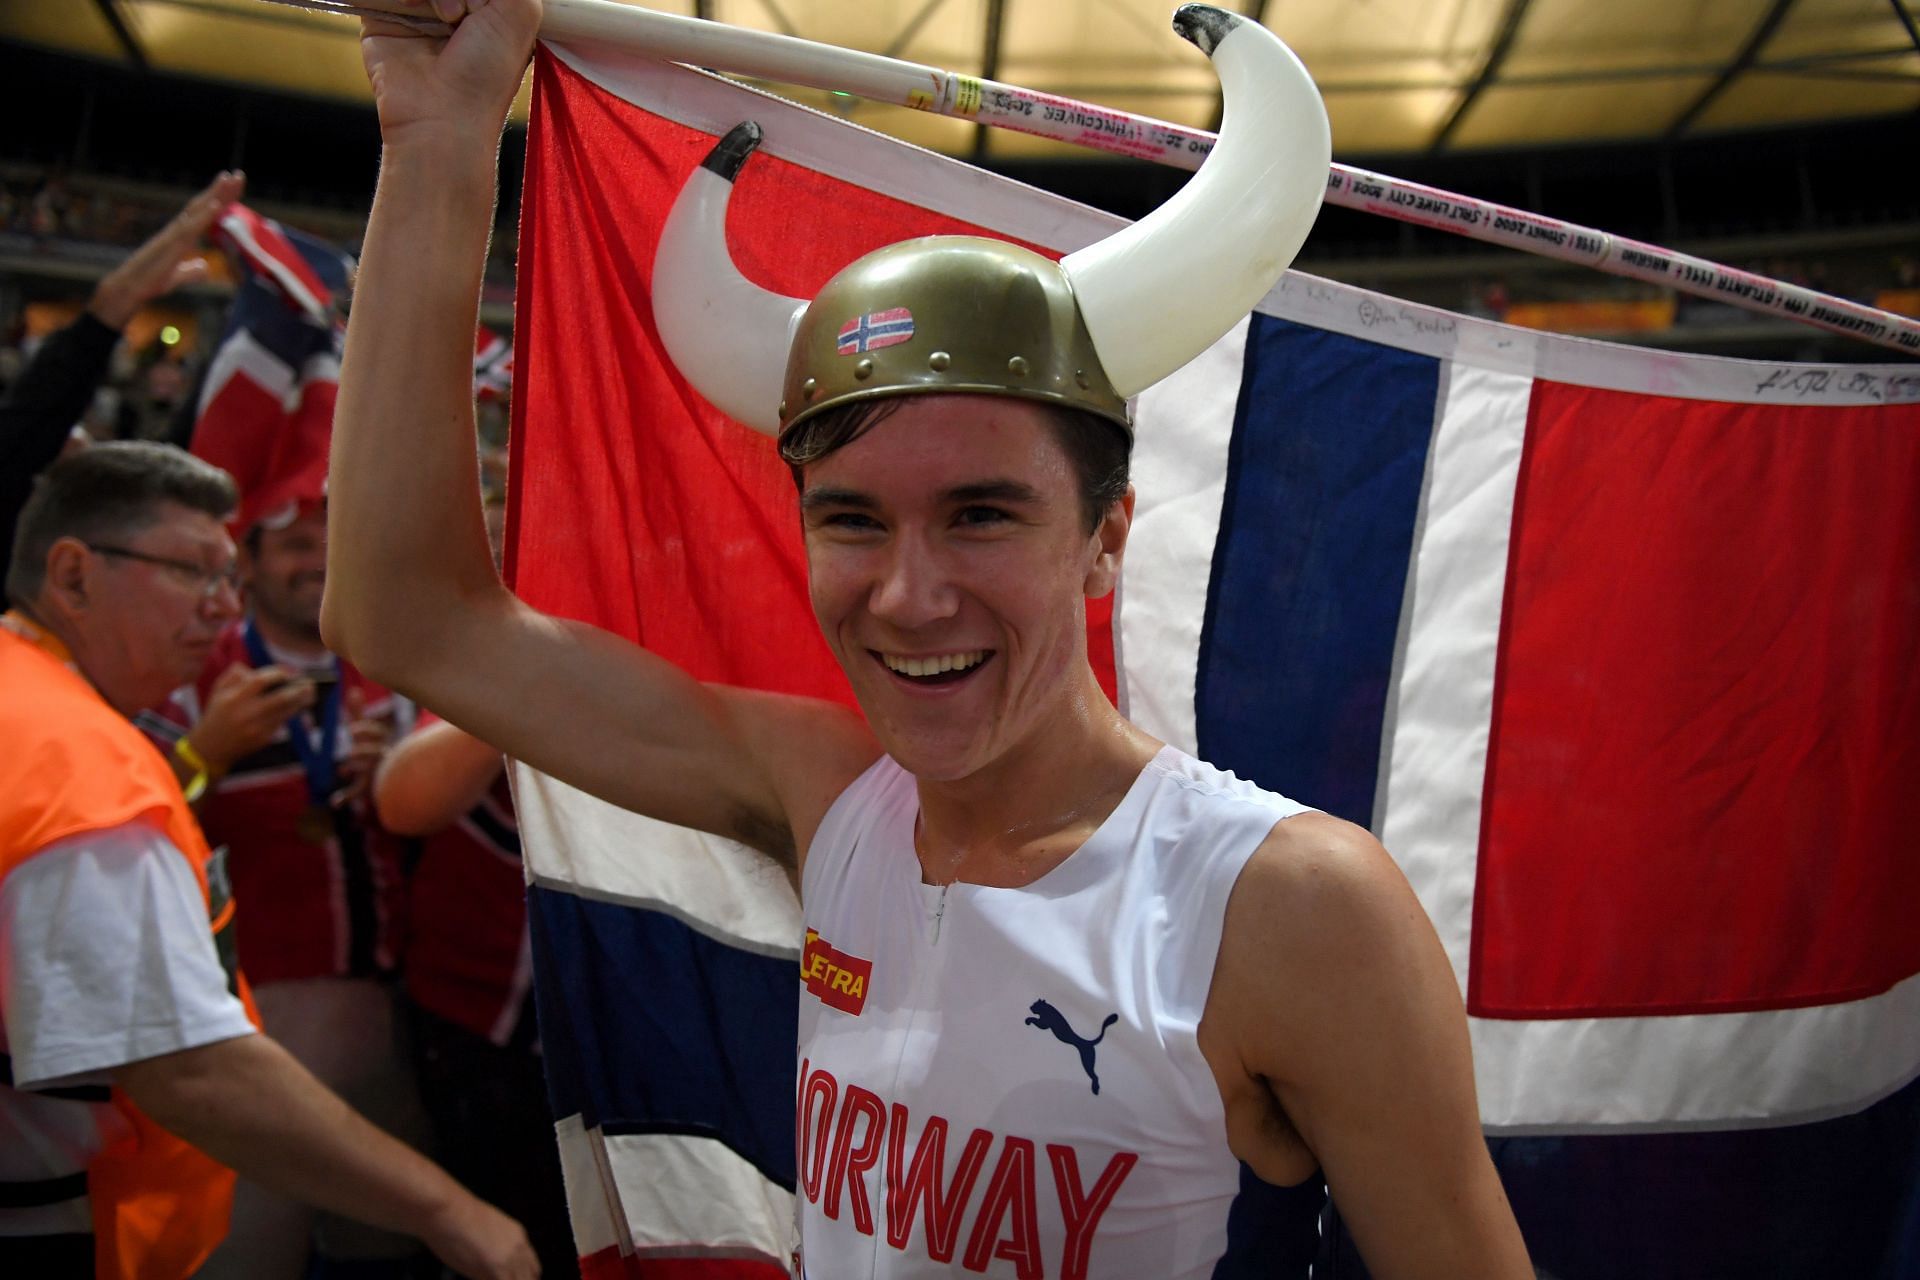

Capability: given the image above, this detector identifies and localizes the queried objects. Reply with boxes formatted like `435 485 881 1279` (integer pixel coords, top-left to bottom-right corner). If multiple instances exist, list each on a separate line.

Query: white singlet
795 744 1312 1279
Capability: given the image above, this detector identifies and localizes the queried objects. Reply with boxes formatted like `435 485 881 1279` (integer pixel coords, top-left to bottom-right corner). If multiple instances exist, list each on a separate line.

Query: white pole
277 0 1920 356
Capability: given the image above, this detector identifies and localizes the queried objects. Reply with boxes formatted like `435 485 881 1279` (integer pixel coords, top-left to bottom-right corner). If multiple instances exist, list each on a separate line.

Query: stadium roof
5 0 1918 160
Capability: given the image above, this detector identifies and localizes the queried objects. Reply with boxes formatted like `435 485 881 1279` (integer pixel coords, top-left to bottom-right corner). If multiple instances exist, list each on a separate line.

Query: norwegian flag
189 204 354 532
834 306 915 354
475 326 515 403
507 41 1920 1280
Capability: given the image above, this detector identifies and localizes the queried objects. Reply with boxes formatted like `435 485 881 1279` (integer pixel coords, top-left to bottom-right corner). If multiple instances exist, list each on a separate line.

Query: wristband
173 736 220 802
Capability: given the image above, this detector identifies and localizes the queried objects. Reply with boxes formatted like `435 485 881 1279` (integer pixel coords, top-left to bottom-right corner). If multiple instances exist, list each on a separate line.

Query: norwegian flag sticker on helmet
835 307 915 355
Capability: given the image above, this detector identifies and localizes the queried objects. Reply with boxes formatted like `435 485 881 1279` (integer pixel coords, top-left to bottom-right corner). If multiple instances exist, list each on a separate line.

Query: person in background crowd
0 441 538 1279
376 494 578 1279
140 495 430 1280
0 172 244 573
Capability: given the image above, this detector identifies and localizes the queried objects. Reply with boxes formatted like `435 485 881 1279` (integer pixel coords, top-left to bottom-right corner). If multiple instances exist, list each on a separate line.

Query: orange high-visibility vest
0 623 261 1280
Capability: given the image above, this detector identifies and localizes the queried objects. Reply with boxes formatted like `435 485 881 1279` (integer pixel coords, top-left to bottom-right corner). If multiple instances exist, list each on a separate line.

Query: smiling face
799 395 1130 783
243 506 327 642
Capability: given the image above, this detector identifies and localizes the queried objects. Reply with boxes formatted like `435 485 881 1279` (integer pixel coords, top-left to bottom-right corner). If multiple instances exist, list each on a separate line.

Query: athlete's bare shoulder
1211 811 1449 1072
1233 810 1418 951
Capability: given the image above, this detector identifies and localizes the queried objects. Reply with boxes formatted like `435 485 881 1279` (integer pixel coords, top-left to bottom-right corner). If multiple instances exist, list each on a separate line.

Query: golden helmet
780 236 1127 434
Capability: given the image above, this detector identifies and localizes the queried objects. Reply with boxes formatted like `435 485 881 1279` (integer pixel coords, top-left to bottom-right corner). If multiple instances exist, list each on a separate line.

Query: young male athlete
328 1 1532 1275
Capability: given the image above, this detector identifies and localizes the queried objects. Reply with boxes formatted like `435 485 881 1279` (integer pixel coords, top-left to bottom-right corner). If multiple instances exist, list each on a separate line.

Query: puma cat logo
1025 999 1120 1095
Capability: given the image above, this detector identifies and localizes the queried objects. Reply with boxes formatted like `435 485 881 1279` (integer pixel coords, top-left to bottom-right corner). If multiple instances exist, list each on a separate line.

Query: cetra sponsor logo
803 928 873 1015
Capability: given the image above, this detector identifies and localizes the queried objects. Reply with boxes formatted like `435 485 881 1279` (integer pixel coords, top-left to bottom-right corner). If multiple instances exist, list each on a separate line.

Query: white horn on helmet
652 122 804 437
1062 5 1331 398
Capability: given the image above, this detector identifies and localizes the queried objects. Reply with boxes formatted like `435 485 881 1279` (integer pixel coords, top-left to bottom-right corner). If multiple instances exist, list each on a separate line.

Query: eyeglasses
86 543 242 601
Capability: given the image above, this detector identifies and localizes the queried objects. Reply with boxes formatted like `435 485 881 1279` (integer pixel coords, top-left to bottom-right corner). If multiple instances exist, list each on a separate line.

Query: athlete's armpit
728 801 798 869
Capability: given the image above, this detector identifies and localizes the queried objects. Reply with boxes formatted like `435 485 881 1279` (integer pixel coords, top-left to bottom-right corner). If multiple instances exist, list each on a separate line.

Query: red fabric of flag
507 52 1117 704
191 205 349 533
1471 381 1920 1018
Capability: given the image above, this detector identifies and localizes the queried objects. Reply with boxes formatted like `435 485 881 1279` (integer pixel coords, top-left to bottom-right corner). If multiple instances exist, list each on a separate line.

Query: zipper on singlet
931 882 951 945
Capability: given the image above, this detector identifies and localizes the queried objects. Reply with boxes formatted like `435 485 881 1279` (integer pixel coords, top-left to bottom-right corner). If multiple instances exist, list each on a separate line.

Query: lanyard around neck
243 618 343 805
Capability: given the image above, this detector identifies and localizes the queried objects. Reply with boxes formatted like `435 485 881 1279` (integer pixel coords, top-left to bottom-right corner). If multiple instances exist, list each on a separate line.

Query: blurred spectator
141 360 191 439
28 177 67 238
140 499 429 1280
0 171 244 571
0 441 536 1279
376 490 577 1279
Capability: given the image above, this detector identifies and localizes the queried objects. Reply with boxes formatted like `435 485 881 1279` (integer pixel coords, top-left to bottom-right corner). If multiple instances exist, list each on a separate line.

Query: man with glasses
0 441 538 1278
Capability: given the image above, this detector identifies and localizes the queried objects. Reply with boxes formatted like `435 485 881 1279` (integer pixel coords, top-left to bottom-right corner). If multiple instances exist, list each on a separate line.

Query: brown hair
780 397 1130 533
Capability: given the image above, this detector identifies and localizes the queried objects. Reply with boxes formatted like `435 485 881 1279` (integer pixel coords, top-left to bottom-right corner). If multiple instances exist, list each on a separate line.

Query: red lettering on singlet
799 1067 1141 1275
797 1062 838 1202
885 1107 994 1261
823 1085 886 1232
962 1136 1042 1279
1047 1145 1139 1280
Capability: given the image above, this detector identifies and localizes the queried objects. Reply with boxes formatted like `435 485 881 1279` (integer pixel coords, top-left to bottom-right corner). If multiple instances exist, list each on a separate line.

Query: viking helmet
653 4 1331 442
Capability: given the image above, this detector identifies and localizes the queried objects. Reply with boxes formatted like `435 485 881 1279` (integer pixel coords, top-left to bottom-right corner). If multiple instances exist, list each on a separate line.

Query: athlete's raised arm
322 0 875 865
